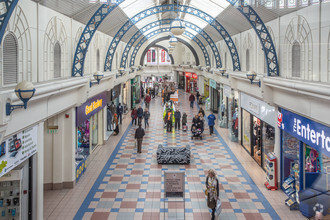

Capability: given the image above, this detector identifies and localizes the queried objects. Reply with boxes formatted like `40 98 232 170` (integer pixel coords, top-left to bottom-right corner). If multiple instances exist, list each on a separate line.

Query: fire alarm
65 114 69 118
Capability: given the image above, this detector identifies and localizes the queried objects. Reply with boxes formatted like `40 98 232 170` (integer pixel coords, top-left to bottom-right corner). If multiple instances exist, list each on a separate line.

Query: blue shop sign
279 109 330 157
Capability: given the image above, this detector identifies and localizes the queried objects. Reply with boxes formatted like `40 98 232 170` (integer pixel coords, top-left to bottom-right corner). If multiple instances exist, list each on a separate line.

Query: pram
182 124 188 132
191 127 203 139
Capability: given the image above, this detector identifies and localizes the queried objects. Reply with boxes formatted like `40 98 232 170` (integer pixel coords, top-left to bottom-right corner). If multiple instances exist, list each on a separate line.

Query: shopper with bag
205 169 220 220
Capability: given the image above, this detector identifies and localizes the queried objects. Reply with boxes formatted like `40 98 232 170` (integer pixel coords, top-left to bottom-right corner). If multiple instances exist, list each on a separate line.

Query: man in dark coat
189 93 195 108
135 124 145 153
117 103 124 124
137 105 144 125
174 109 181 130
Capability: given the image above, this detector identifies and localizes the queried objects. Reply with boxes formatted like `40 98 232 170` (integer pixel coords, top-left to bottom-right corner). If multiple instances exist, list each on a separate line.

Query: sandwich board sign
164 171 185 198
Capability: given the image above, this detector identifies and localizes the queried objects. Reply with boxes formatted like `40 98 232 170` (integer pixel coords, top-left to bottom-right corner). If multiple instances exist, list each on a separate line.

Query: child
182 112 188 132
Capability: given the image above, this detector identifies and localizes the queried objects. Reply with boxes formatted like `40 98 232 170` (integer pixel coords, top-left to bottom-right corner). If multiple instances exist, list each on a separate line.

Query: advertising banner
0 125 38 177
224 85 231 97
279 109 330 157
76 92 107 126
161 49 165 62
152 49 156 62
147 49 151 62
164 171 185 198
210 79 216 89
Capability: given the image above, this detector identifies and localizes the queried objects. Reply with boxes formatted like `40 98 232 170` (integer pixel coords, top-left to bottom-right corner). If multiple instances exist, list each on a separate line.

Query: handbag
204 189 208 196
215 199 222 216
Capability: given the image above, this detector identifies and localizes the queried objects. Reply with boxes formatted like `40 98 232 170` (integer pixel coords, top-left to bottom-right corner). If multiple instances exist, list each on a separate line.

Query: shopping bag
215 199 222 216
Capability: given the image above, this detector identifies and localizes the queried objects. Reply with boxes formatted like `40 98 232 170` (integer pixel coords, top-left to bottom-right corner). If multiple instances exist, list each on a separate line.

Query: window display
218 86 228 128
253 117 262 165
228 90 238 142
262 123 275 170
91 114 98 151
242 109 251 153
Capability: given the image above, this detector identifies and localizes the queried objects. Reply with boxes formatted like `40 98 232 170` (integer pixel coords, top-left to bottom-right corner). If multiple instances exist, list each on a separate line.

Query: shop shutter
3 33 18 85
292 42 300 77
54 42 61 78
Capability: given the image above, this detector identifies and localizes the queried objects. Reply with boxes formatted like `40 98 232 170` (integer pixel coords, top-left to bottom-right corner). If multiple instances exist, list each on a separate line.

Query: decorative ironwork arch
104 5 240 72
0 0 19 45
128 28 208 70
120 19 221 69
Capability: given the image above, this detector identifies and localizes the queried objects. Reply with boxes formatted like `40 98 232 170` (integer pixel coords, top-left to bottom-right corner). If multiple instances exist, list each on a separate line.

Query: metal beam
120 19 221 69
0 0 19 45
104 5 240 72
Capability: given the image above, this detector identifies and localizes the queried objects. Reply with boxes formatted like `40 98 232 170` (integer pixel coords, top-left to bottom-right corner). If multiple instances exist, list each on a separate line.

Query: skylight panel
189 0 230 18
119 0 155 18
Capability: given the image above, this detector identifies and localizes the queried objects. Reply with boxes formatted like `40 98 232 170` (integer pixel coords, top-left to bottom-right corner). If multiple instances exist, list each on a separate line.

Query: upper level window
3 33 18 85
292 41 300 77
54 42 61 78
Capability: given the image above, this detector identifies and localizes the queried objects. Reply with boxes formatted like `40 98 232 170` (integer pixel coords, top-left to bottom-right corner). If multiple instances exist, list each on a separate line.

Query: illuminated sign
192 73 198 79
76 92 107 126
185 72 192 78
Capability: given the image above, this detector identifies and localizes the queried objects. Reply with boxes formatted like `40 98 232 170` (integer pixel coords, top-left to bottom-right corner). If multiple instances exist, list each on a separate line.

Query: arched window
96 49 100 71
54 42 61 78
292 41 300 77
3 33 18 85
246 49 250 71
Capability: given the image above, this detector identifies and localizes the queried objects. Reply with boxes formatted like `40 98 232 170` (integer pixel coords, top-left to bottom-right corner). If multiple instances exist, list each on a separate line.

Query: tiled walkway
44 90 305 220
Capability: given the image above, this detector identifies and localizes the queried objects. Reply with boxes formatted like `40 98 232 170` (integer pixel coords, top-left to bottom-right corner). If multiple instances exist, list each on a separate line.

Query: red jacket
145 95 151 103
131 109 138 119
189 94 195 102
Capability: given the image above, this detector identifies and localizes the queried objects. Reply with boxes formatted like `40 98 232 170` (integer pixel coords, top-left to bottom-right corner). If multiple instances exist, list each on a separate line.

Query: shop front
210 79 219 113
240 93 276 169
279 109 329 216
178 71 185 90
185 72 197 93
76 92 106 182
0 125 38 219
228 88 239 142
218 84 230 128
131 76 141 109
204 78 209 99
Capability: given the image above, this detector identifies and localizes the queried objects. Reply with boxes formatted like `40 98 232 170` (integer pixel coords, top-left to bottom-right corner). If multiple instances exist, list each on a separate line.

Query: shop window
242 110 251 153
54 42 61 78
3 33 18 85
246 49 250 71
96 49 100 71
282 132 300 189
262 123 275 170
91 113 98 151
292 41 300 77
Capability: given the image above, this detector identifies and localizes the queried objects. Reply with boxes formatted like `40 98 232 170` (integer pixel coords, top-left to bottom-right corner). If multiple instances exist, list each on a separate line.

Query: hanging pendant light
169 35 178 46
171 17 185 36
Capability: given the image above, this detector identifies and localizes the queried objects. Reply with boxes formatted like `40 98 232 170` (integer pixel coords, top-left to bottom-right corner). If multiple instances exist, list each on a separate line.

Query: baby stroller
182 124 188 132
191 122 204 140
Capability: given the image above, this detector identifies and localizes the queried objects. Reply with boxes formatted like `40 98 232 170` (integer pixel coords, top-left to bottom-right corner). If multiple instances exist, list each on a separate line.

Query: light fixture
246 71 261 87
171 17 185 36
169 35 178 46
118 67 125 76
90 71 104 87
219 68 228 78
6 81 36 116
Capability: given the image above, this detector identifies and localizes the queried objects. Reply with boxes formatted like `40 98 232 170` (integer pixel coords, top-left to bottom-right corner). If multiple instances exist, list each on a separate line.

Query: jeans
138 117 143 125
145 102 149 109
175 120 180 130
144 119 149 128
190 101 194 108
211 208 215 220
132 118 136 125
209 125 214 134
118 114 122 124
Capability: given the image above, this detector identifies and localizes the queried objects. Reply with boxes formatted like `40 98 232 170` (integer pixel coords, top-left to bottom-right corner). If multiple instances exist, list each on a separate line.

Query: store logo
85 99 103 116
293 118 330 152
277 112 283 129
248 101 259 115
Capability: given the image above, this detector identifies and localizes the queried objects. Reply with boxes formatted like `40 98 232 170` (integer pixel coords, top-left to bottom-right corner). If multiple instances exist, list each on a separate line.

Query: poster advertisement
152 49 156 62
161 49 165 63
147 49 151 62
0 125 38 177
164 171 185 197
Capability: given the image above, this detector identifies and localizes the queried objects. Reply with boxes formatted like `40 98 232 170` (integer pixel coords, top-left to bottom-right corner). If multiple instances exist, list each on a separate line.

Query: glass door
91 113 98 151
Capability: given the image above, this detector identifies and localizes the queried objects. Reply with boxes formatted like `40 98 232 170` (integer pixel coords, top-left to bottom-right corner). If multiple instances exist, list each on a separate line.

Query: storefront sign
0 125 38 177
147 49 151 62
241 93 276 127
76 92 107 126
185 72 192 78
164 171 185 198
210 79 216 89
204 78 209 84
192 73 198 79
279 109 330 157
224 85 231 97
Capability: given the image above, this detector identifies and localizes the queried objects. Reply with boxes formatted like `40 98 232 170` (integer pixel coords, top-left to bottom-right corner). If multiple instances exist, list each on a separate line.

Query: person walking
143 108 150 129
137 105 144 125
107 106 113 131
113 113 119 135
199 107 205 117
117 103 124 124
182 112 187 129
131 107 138 125
135 124 145 153
208 112 216 135
110 102 116 116
145 94 151 109
174 109 181 130
166 110 173 132
205 169 219 220
189 93 195 108
196 91 200 104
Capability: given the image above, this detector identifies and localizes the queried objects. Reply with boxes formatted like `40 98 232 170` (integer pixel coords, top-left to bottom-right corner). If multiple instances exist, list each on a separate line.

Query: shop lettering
294 118 330 152
85 99 103 116
248 102 259 114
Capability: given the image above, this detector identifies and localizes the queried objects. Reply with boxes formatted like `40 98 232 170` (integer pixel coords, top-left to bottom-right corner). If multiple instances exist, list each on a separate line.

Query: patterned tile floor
73 91 281 220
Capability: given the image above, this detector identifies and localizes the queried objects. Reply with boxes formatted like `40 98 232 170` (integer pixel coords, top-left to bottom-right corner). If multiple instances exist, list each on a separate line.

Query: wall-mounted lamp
90 71 104 87
219 68 228 78
118 68 126 76
246 71 261 87
6 81 36 116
